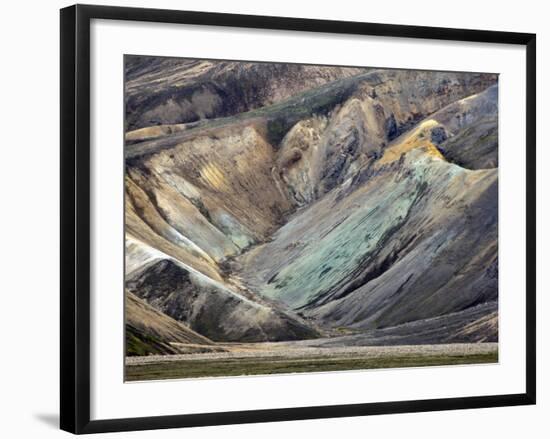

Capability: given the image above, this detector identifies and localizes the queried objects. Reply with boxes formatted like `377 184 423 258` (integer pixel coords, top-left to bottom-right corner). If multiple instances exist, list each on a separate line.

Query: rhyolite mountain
125 56 498 354
125 56 369 134
126 289 224 356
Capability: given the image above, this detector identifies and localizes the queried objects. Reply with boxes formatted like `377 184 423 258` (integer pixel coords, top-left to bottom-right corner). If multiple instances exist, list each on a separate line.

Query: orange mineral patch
378 119 445 165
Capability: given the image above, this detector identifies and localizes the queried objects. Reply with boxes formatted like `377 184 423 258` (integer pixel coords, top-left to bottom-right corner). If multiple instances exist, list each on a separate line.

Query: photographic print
124 56 499 382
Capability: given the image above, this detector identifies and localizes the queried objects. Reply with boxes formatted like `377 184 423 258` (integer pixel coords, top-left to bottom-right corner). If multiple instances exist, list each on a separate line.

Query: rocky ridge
124 57 499 353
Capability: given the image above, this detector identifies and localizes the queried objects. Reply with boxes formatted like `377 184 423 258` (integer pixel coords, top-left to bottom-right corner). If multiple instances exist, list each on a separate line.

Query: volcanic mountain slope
125 56 369 133
238 84 498 330
240 149 497 329
126 236 318 342
126 290 224 356
125 57 498 347
287 302 498 348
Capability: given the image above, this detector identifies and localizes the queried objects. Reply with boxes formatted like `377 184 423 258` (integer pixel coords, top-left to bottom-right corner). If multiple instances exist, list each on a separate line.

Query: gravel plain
126 342 498 366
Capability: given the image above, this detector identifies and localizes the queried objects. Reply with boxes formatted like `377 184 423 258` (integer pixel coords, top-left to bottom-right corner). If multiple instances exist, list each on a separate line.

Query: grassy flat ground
125 343 498 382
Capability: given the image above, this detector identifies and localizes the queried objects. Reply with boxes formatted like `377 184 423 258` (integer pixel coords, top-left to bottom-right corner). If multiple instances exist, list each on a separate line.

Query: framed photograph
60 4 536 434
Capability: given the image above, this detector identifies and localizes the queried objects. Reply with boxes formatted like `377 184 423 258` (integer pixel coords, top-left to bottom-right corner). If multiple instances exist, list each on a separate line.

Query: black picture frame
60 4 536 434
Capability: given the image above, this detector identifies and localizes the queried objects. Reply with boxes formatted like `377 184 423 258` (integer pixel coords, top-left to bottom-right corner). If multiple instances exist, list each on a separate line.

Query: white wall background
0 0 546 437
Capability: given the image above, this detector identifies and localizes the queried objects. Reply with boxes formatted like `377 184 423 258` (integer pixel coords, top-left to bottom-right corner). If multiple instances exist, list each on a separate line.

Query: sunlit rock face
125 55 498 349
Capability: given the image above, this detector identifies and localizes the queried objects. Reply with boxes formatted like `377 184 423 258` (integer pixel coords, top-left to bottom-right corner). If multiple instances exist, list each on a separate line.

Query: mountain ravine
124 56 498 358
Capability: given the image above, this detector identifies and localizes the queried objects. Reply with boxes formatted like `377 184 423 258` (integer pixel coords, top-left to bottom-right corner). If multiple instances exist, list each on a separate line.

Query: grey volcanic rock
125 56 369 131
432 84 498 169
285 302 498 347
440 118 498 169
125 69 496 160
126 290 214 345
239 148 497 332
127 258 319 342
126 290 223 356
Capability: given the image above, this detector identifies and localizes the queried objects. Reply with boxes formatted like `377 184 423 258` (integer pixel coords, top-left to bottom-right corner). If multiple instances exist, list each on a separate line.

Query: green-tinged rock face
124 57 499 352
240 148 496 331
256 168 418 309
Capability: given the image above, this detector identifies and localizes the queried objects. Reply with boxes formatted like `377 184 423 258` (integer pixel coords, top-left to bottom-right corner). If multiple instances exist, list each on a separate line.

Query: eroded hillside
124 57 498 353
